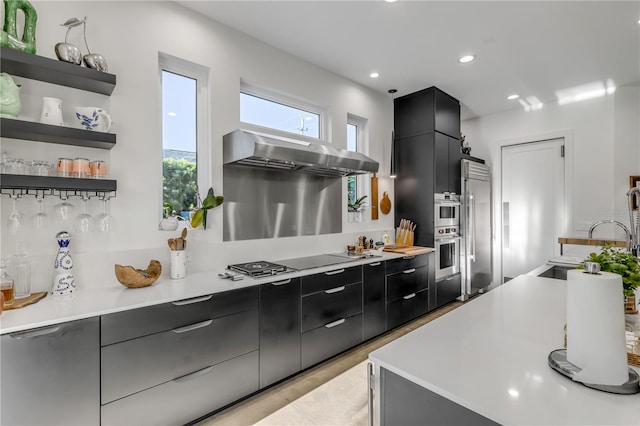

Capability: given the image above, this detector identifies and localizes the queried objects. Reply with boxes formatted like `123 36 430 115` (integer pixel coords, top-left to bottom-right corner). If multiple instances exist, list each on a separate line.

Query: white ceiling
177 1 640 120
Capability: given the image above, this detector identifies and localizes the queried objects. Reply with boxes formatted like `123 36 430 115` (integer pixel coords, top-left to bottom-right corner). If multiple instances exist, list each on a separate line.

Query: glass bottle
1 258 15 307
11 242 31 299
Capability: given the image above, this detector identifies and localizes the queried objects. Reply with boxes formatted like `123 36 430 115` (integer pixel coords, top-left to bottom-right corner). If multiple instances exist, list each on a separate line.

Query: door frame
490 129 574 285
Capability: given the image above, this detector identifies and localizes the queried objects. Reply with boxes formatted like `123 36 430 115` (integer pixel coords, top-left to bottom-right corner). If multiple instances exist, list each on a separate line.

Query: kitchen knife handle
325 268 345 276
325 286 346 294
172 295 213 306
172 319 213 334
325 318 346 328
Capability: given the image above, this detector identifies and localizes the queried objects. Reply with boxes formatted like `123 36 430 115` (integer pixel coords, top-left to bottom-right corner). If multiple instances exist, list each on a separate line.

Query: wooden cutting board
383 245 433 255
371 174 379 220
4 291 47 310
380 191 391 215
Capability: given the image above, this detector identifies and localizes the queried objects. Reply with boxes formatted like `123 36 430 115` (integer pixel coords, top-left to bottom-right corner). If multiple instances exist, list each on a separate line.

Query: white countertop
369 275 640 425
0 251 403 335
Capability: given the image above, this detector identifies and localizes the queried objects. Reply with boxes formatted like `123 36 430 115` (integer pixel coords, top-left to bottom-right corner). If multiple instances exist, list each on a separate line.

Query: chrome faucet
588 220 633 252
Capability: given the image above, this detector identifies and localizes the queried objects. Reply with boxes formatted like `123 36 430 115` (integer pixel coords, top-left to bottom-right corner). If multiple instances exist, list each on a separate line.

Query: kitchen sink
537 265 575 280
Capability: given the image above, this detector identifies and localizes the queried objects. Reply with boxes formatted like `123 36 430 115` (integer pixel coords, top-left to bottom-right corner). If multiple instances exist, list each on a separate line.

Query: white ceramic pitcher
40 97 64 126
73 106 113 132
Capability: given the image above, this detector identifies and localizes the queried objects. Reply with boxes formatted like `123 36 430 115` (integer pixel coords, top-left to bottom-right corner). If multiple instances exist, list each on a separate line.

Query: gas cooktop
227 261 291 278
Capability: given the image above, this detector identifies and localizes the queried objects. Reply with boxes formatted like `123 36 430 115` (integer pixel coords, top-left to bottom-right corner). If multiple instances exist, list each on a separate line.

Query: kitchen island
368 274 640 425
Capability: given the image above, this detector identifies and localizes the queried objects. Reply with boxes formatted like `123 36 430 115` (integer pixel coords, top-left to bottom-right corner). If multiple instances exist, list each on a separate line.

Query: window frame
158 52 210 224
346 113 370 213
240 81 329 143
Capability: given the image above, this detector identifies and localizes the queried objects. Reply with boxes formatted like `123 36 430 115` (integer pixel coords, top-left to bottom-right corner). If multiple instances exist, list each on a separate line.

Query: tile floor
197 301 463 426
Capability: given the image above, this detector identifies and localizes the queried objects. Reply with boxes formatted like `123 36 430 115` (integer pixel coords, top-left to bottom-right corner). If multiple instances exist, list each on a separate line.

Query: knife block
395 227 414 246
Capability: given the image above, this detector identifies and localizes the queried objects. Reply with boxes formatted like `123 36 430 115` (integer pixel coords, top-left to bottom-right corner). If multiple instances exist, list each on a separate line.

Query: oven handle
435 236 462 243
435 200 461 207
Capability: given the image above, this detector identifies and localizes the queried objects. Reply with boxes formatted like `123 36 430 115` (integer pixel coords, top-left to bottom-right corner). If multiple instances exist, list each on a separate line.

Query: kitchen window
240 82 325 140
346 114 369 212
159 53 210 220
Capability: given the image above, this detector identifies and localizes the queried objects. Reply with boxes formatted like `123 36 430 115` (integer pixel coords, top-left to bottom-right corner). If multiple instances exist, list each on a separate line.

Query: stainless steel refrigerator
460 159 492 300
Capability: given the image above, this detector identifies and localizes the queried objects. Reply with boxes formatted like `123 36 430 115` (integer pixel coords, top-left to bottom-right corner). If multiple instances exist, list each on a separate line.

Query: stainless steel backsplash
223 165 342 241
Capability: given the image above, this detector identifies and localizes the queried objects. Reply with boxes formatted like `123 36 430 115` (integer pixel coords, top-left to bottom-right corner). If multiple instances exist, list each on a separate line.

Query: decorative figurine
0 0 37 53
55 17 83 65
0 73 21 118
81 17 108 72
51 231 76 296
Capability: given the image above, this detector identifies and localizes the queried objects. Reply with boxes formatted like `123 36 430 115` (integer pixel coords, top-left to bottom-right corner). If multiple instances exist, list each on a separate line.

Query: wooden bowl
115 260 162 288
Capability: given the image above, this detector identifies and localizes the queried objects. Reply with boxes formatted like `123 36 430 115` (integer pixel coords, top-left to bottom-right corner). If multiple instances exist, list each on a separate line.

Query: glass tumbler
11 247 31 299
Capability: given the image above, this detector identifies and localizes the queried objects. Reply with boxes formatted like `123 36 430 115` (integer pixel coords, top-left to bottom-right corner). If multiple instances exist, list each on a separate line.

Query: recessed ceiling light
458 54 476 64
507 94 519 100
370 72 380 78
385 0 398 2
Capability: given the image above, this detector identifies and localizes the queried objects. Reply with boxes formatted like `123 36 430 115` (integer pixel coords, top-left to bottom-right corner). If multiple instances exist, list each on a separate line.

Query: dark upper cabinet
434 132 461 194
394 87 461 140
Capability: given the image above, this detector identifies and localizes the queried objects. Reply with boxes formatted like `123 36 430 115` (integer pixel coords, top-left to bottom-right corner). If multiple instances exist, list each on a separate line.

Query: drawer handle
325 318 346 328
271 279 292 286
445 275 456 281
172 295 213 306
403 255 415 260
403 293 417 300
325 286 346 294
10 325 61 339
325 269 345 276
172 365 214 383
402 268 416 274
368 262 381 267
172 319 213 334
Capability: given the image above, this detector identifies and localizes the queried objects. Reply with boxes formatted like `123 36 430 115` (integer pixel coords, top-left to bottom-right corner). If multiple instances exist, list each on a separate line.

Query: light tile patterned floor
197 301 463 426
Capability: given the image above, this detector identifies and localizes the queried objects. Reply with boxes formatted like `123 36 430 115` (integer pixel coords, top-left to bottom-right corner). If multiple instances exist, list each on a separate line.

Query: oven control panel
437 226 458 236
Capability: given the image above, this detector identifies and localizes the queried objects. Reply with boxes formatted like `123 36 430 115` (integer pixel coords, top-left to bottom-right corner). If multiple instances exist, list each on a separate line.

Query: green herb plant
190 187 224 230
578 245 640 297
348 195 368 212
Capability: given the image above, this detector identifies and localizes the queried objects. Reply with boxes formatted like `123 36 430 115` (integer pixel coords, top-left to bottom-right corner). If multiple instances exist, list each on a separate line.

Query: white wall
462 84 640 281
0 1 395 292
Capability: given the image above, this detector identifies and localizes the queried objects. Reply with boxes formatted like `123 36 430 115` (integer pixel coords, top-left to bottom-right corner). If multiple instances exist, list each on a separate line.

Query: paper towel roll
566 269 628 385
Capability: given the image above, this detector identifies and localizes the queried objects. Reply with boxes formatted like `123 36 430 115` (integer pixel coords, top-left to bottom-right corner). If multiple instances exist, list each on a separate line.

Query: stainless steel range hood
223 129 379 177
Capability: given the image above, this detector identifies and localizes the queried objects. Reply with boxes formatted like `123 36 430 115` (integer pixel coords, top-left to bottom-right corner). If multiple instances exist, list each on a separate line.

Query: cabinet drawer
386 290 429 330
302 266 362 295
301 313 362 369
301 282 362 333
101 308 258 404
386 266 428 302
436 273 461 308
101 286 258 346
385 254 428 275
101 350 259 426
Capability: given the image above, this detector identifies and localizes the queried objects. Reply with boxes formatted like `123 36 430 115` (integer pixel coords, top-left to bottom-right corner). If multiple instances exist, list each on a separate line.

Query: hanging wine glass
31 194 48 229
53 193 75 223
95 196 114 232
75 194 95 233
6 194 25 236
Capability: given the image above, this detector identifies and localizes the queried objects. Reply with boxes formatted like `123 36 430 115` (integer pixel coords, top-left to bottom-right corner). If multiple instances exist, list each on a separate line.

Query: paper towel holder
548 349 640 394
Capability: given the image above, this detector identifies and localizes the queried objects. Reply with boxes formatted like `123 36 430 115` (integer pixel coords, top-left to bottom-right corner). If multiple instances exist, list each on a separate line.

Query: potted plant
190 187 224 230
578 245 640 314
348 195 367 223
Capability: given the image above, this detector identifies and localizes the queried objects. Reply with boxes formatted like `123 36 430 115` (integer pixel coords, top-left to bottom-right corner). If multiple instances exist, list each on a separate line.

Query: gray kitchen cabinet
1 317 100 426
259 277 301 388
300 266 363 369
101 287 260 424
363 260 386 341
394 86 460 140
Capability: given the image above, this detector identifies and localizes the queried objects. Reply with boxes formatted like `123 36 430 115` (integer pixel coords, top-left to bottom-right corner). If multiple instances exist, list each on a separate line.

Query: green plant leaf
190 208 204 229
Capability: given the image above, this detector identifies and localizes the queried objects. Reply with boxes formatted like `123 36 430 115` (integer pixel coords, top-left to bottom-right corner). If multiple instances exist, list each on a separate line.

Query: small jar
57 157 73 177
0 259 14 307
90 160 107 179
32 160 51 176
72 157 90 178
4 157 25 175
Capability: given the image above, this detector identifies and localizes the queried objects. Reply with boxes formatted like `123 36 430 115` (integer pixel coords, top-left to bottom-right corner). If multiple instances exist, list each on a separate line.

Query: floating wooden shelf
1 47 116 95
0 174 116 192
1 118 116 149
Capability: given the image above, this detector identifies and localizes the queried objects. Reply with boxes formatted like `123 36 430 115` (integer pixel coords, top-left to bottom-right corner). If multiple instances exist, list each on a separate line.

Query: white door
502 139 565 281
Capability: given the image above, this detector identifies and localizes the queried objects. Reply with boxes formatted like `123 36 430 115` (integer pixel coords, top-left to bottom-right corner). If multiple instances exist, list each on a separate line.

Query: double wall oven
434 193 461 281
